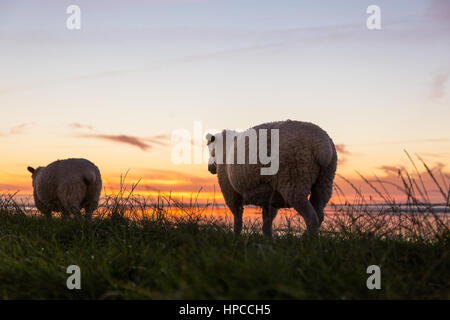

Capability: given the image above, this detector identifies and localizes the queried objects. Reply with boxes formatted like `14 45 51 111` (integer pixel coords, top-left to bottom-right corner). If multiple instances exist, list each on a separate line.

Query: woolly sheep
27 158 102 218
206 120 337 238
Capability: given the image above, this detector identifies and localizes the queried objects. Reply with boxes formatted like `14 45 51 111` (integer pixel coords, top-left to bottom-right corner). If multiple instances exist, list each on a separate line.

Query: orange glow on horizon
1 160 448 206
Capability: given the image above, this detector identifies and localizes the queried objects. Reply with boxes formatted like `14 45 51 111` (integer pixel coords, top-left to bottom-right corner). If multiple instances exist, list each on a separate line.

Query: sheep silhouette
206 120 337 238
27 158 102 218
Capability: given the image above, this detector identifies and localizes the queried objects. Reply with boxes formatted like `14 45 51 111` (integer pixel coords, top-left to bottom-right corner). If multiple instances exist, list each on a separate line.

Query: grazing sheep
206 120 337 238
27 158 102 218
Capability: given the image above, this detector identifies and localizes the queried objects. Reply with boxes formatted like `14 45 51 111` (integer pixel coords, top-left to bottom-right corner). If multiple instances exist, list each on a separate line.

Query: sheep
206 120 337 238
27 158 102 218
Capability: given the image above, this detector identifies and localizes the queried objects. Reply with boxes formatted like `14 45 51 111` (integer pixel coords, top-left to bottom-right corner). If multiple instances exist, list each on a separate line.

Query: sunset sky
1 0 449 203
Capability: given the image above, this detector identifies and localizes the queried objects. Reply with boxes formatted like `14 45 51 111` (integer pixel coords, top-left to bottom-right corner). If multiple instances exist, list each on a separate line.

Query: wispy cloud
9 122 34 134
0 122 34 137
69 123 94 131
335 144 350 155
1 10 445 97
378 165 404 175
420 152 450 159
336 159 449 203
335 143 351 165
71 123 170 151
378 161 447 176
78 133 170 151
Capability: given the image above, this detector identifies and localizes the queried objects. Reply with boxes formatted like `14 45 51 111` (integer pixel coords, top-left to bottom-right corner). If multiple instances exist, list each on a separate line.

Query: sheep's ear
206 133 215 143
27 166 35 174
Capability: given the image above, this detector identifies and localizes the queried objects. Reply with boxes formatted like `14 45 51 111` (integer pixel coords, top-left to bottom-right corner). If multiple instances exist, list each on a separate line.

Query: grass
0 154 449 299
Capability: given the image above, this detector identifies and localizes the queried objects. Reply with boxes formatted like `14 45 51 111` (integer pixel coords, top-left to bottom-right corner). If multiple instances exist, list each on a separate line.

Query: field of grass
0 195 448 299
0 155 449 300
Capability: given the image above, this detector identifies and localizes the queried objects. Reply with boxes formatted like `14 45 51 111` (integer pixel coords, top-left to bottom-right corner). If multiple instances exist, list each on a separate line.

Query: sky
1 0 449 204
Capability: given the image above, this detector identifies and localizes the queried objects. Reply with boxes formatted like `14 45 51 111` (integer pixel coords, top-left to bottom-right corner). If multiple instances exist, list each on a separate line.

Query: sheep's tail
82 169 102 196
316 136 335 168
82 168 102 215
83 170 98 186
311 137 338 224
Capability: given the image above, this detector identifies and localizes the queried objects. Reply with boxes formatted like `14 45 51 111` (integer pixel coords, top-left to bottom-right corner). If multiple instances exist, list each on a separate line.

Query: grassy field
0 195 448 299
0 156 449 299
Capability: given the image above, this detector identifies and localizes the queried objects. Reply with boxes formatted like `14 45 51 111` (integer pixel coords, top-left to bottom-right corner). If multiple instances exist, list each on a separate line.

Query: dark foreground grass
0 205 448 299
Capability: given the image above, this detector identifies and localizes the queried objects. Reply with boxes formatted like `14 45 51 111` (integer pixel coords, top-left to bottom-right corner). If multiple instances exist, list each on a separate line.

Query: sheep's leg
218 167 244 236
61 208 71 219
84 210 93 220
35 197 52 218
224 197 243 235
279 186 320 237
62 202 82 218
295 200 319 237
309 193 325 225
59 183 85 218
231 206 244 235
40 209 52 218
217 172 244 236
72 206 82 218
83 201 98 219
262 206 278 239
82 185 101 219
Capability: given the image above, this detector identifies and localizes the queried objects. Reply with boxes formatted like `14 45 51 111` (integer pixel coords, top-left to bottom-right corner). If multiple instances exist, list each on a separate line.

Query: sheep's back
34 159 101 204
224 120 332 194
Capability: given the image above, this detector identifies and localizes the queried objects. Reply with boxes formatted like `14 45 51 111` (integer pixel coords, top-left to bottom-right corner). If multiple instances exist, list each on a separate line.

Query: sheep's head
27 166 42 182
206 133 217 175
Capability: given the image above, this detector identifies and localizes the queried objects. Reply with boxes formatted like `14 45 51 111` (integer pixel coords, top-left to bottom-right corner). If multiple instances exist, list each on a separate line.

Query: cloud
335 143 351 165
335 144 350 155
145 135 172 147
378 165 404 175
10 122 34 135
430 71 449 100
69 123 94 130
335 161 450 203
430 162 447 171
78 133 170 151
71 123 170 151
378 155 446 176
79 134 151 151
0 122 34 137
420 152 450 159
